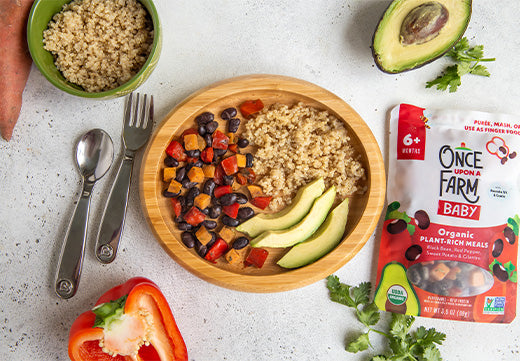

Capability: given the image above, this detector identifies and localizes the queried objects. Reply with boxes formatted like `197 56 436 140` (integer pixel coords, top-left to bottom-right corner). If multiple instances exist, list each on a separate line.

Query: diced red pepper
214 185 232 198
165 140 186 161
250 196 272 210
241 168 256 183
245 248 269 268
236 173 247 185
228 144 238 153
239 99 264 118
181 128 198 138
213 164 225 185
184 206 205 226
205 238 229 263
201 147 214 163
221 155 238 175
186 156 199 163
171 198 182 217
223 203 239 219
212 130 229 150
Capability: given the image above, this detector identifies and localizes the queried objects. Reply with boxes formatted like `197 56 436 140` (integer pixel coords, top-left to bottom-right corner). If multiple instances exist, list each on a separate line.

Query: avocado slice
372 0 472 73
237 178 325 237
250 186 336 248
277 197 349 269
374 262 420 316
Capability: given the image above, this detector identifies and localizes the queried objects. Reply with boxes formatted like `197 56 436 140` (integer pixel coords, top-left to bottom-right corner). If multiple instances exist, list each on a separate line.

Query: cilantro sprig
426 37 495 92
326 275 446 361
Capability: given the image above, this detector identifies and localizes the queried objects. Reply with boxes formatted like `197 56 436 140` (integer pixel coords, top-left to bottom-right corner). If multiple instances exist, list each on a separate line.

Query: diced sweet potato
236 154 246 168
218 226 235 243
225 249 241 265
163 167 177 182
247 185 263 198
195 227 213 245
469 269 486 287
446 266 461 280
183 133 199 151
227 132 236 144
187 166 204 183
167 180 182 194
202 165 215 178
429 262 450 281
194 193 211 210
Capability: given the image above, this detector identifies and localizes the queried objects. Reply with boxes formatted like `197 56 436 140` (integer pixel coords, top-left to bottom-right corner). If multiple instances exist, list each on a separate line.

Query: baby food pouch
375 104 519 323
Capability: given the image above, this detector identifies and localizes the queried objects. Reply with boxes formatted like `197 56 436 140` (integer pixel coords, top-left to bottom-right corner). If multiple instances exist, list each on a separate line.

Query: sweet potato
0 0 34 141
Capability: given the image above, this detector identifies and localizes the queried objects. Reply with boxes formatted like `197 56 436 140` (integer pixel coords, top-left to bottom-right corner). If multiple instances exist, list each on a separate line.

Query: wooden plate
139 74 385 292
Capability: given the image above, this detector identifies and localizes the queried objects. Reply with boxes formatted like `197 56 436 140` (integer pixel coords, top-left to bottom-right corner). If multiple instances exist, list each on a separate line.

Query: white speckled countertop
2 1 520 360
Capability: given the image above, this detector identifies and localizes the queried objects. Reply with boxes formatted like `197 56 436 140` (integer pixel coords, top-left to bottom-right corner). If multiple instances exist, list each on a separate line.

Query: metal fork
95 93 154 263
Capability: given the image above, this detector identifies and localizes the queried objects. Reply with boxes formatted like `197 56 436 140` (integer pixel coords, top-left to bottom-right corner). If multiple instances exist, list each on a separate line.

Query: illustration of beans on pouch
381 201 519 296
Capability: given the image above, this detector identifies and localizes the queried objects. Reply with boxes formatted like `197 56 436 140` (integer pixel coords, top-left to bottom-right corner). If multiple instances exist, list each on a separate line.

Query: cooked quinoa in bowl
244 102 366 212
42 0 154 93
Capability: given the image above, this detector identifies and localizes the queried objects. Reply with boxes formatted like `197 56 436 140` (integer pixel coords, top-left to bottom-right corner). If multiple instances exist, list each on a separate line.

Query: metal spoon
55 129 114 299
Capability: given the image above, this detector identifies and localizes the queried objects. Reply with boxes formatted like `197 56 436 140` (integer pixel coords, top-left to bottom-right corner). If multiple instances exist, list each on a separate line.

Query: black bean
204 133 213 147
407 267 422 285
493 263 509 282
202 179 216 196
214 148 227 157
221 107 237 120
187 187 200 202
227 118 241 133
181 232 196 248
405 245 422 261
492 238 504 258
174 215 184 223
386 219 407 234
219 193 237 206
203 220 218 229
499 146 507 155
201 208 210 215
186 149 200 158
164 156 179 167
235 193 248 204
195 241 208 258
222 215 240 227
501 157 508 165
195 112 214 126
198 125 206 136
177 222 193 231
238 207 254 220
237 138 249 148
208 205 222 219
504 226 516 245
193 160 203 168
223 175 234 186
245 153 254 168
205 121 218 134
182 179 198 189
232 237 249 250
175 167 186 182
414 210 430 230
509 151 517 159
163 189 180 198
177 195 186 208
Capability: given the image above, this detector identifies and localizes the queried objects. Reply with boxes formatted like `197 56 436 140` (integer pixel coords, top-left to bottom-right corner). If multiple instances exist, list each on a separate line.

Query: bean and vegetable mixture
161 99 270 267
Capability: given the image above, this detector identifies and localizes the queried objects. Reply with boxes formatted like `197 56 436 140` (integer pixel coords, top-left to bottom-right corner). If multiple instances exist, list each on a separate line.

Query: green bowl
27 0 162 99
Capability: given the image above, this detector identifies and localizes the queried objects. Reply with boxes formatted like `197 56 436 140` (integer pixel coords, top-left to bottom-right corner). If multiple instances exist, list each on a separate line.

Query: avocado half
372 0 472 73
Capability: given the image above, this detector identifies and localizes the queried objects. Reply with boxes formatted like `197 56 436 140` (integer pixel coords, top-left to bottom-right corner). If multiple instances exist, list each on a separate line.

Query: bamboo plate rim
139 74 386 292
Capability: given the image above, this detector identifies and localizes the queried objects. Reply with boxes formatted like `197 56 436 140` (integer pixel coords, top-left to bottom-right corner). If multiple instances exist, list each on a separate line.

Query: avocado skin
371 0 472 74
374 262 420 316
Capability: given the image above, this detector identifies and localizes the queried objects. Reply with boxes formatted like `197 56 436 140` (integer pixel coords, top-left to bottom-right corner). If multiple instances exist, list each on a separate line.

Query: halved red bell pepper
239 99 264 118
204 238 228 263
250 196 272 210
68 277 188 361
165 140 186 161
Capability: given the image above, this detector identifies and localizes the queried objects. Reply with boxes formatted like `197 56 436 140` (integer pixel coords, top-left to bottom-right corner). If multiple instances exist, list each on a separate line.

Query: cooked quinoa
244 102 366 211
43 0 153 93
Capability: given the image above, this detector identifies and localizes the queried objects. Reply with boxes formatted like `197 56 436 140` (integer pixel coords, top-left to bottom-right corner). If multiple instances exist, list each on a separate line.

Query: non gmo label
483 296 506 315
387 285 408 306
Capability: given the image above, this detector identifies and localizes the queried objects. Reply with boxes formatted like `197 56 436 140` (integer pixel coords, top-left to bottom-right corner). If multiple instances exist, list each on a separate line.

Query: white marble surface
2 1 520 360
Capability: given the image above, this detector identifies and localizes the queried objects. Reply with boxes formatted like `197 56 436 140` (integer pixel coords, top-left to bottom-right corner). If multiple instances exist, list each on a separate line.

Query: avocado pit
400 2 449 45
